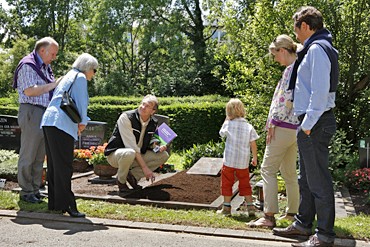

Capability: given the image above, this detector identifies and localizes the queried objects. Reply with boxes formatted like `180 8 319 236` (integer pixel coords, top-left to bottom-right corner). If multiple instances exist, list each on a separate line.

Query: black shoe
273 224 311 238
64 208 85 218
126 171 142 190
35 192 47 199
20 194 42 204
117 179 133 193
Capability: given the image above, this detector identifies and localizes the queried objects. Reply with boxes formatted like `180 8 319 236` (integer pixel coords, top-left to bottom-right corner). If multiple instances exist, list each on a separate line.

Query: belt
21 103 47 110
298 108 333 122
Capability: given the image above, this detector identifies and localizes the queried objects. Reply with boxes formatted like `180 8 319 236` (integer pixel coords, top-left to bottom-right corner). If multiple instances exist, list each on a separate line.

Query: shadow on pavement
12 211 109 235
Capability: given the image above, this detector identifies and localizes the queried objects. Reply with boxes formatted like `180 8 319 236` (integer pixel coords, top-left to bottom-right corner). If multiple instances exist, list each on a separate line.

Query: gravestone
0 115 21 153
359 138 370 168
186 157 223 175
75 121 107 149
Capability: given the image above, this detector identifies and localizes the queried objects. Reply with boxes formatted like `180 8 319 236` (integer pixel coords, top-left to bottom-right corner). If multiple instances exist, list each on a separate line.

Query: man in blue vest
273 6 338 247
104 95 169 193
13 37 61 204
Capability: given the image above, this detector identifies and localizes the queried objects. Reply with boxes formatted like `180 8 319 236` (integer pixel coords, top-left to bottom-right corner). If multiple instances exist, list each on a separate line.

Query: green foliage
89 143 109 166
182 140 225 170
0 149 18 163
328 129 357 185
0 155 18 182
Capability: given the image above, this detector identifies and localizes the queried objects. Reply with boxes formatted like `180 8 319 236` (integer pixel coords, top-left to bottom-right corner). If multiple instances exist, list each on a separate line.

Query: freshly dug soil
3 170 221 205
71 170 221 204
125 170 221 204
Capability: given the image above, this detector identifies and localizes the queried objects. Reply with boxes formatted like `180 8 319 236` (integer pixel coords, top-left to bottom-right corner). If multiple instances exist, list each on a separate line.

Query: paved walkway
0 187 367 247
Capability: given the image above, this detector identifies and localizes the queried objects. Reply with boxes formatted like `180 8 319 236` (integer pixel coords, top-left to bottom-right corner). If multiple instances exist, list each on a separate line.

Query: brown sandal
247 214 276 229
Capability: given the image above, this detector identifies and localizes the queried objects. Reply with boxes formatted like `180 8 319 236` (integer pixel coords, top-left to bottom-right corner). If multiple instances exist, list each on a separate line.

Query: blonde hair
226 98 246 120
269 34 300 54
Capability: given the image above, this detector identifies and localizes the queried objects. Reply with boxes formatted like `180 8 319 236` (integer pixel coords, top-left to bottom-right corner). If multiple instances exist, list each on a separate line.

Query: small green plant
89 143 109 166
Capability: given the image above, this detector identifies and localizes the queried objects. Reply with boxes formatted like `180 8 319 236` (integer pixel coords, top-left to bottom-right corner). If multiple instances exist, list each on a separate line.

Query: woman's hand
266 127 275 144
77 123 86 136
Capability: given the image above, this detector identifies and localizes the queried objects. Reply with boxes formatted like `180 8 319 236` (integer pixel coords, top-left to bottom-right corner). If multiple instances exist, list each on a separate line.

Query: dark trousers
293 110 336 243
43 126 77 211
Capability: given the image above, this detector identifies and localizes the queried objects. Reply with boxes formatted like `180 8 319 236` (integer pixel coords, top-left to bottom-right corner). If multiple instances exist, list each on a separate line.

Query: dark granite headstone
0 115 21 153
75 121 107 149
359 138 370 168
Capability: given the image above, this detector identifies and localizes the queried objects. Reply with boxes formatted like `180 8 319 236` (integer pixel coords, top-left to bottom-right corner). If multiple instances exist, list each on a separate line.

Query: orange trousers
220 165 252 196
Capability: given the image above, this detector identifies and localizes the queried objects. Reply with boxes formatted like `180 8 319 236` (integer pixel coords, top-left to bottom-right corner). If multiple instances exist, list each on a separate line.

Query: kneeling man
104 95 169 193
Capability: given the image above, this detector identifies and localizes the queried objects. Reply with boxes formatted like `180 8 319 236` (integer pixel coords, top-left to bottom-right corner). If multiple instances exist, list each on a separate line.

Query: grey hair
142 94 159 111
72 53 99 72
34 37 59 51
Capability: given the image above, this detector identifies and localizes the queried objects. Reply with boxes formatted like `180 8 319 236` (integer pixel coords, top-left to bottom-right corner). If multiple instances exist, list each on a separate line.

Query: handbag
60 72 82 123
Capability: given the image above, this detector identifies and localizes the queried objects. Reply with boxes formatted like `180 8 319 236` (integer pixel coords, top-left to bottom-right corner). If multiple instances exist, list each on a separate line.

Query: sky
1 0 10 10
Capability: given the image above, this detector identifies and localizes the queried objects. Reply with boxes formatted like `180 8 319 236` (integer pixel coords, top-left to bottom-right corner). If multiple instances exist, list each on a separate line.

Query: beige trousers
261 126 299 214
107 148 169 183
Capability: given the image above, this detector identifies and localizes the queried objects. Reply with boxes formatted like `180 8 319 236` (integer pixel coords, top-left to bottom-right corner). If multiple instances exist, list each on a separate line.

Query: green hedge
0 96 229 151
87 102 226 151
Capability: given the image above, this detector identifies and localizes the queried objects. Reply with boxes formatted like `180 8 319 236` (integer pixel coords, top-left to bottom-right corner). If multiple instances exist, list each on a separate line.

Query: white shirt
219 118 259 169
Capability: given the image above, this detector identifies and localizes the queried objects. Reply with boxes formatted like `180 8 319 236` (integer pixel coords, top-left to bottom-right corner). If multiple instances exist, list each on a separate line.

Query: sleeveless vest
104 109 157 156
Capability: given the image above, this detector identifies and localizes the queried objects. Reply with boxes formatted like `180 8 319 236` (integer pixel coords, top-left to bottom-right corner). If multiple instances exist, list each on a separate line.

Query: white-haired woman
41 53 98 217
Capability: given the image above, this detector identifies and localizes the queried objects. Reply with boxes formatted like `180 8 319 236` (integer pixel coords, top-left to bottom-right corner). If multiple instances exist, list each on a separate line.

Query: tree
216 0 370 147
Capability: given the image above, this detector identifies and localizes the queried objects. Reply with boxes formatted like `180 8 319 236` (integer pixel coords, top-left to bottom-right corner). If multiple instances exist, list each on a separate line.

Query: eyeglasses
93 69 97 73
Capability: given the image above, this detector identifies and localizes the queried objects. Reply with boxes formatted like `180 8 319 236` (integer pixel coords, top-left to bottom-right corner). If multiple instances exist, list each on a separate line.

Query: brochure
153 122 177 146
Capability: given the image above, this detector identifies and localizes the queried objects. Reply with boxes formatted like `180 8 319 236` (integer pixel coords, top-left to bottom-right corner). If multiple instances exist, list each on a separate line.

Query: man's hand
143 166 155 183
159 145 167 153
303 129 311 136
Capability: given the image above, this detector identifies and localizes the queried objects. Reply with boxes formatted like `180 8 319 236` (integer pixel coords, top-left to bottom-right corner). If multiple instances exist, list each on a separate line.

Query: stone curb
0 209 368 246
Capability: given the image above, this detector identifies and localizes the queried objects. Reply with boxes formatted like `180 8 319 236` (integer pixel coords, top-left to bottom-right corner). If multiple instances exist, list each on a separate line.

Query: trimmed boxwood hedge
0 96 229 151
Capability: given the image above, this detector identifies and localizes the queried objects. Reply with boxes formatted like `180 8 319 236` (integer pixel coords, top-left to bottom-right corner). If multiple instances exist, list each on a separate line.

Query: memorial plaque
186 157 223 175
359 138 370 168
0 115 21 153
75 121 107 149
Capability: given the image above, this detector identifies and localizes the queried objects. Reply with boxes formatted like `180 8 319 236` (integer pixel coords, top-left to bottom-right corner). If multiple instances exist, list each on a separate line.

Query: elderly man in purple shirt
14 37 61 204
272 6 338 247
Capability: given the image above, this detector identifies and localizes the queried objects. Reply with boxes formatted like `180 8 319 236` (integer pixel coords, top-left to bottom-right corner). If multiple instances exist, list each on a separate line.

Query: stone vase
93 164 118 179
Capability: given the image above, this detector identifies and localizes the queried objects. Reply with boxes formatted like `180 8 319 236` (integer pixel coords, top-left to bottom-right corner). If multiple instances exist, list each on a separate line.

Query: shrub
345 168 370 193
0 149 18 163
329 129 357 185
0 157 18 181
182 140 225 170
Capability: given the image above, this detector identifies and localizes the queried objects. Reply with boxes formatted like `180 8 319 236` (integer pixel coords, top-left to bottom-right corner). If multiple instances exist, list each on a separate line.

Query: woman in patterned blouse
248 35 301 228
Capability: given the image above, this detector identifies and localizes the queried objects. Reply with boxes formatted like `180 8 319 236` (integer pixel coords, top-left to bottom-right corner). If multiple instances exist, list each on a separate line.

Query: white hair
72 53 99 72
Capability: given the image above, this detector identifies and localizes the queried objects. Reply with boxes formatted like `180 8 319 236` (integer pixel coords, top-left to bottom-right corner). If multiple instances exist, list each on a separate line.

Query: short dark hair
293 6 324 31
